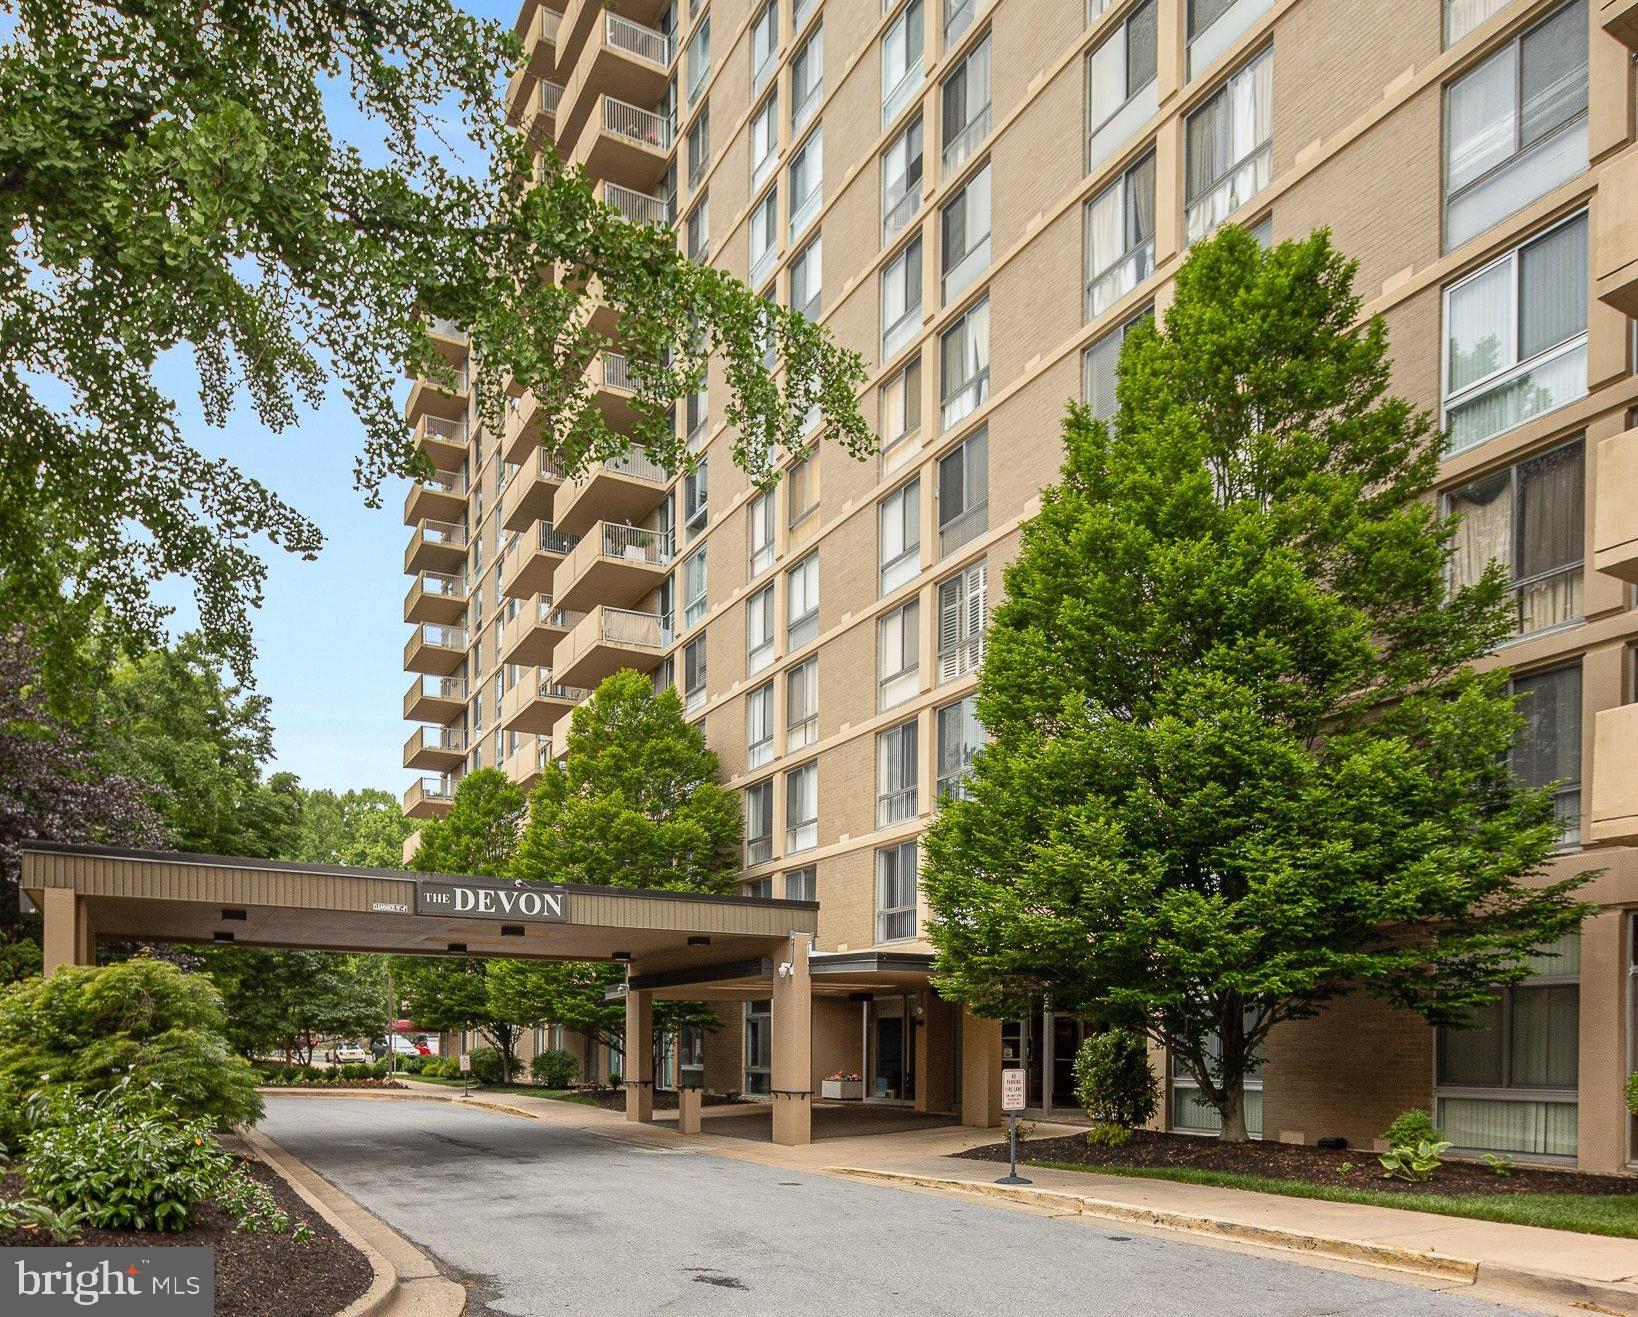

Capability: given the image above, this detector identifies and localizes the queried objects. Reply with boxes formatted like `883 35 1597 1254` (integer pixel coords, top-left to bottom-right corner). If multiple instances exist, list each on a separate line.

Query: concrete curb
831 1168 1638 1314
242 1125 468 1317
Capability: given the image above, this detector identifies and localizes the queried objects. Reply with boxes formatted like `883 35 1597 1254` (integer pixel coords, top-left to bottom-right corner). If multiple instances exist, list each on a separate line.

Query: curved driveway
260 1096 1534 1317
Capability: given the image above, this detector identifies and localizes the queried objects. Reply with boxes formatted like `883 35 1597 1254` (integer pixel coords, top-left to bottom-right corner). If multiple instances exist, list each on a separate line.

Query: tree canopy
921 225 1591 1141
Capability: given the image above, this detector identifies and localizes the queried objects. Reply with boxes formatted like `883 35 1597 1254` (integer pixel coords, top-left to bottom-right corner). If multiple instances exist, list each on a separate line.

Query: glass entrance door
867 994 915 1101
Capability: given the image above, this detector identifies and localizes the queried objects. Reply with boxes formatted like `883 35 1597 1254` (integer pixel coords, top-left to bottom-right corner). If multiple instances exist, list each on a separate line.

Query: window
788 455 818 526
882 0 924 127
684 459 708 538
1184 47 1272 245
686 11 711 104
747 584 776 675
748 492 776 576
785 761 818 851
787 552 819 648
940 162 990 301
790 235 822 321
792 25 823 131
1447 438 1583 641
685 381 709 447
877 720 919 827
1085 151 1156 319
1086 0 1158 173
875 841 918 941
789 127 823 238
1443 213 1587 454
1172 1021 1264 1135
787 656 818 748
1444 0 1587 251
751 1 778 92
939 296 989 429
684 634 708 712
1437 932 1580 1157
785 866 816 901
687 103 711 189
879 478 921 593
794 0 818 30
879 600 920 709
882 236 923 360
937 427 987 555
936 559 987 682
936 695 982 798
686 196 710 261
941 32 990 172
883 116 925 240
747 681 775 768
749 186 779 286
1511 662 1583 847
750 94 779 191
683 546 708 627
881 356 922 468
744 998 772 1093
1081 306 1152 420
1446 0 1507 46
946 0 978 42
1187 0 1273 80
745 779 773 864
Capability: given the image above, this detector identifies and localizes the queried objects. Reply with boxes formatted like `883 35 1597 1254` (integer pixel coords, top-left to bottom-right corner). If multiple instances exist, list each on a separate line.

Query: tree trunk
1217 996 1250 1143
1219 1078 1248 1143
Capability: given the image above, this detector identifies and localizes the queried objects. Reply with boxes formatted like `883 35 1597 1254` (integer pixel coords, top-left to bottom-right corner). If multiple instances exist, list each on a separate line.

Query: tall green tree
921 226 1591 1142
1 0 869 681
293 788 415 870
410 767 525 878
203 949 387 1065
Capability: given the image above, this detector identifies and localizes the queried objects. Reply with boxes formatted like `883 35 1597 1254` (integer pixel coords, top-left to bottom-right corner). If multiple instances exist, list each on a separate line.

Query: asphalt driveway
259 1096 1534 1316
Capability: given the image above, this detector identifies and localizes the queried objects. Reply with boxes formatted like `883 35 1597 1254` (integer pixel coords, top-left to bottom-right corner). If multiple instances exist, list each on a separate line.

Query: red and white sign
458 1053 471 1074
1001 1068 1026 1112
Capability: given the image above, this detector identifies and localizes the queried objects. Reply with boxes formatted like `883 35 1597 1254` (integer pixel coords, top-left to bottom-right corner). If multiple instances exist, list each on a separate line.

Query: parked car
325 1042 370 1065
372 1035 427 1058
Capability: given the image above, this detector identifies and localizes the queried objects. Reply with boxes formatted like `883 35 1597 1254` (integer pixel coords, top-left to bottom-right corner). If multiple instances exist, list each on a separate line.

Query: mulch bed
0 1156 374 1317
955 1129 1638 1199
259 1079 408 1090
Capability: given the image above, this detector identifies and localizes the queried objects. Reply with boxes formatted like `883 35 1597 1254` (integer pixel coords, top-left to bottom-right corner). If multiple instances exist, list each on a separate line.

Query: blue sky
155 0 517 794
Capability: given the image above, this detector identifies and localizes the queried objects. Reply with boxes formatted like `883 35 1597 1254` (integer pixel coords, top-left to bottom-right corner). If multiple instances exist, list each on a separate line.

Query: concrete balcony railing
404 776 457 820
556 521 674 612
1594 427 1638 583
501 446 569 532
500 520 579 599
403 623 468 676
403 518 467 575
404 725 468 771
553 605 672 689
1588 702 1638 844
554 447 670 536
404 674 468 723
1596 144 1638 318
403 570 466 626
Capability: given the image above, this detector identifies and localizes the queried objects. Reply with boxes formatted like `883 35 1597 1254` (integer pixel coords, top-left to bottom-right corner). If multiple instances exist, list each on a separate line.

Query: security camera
777 961 793 978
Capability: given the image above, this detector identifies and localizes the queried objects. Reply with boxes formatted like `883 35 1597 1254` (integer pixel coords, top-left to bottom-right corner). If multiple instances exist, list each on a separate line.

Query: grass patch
1024 1160 1638 1239
406 1076 600 1104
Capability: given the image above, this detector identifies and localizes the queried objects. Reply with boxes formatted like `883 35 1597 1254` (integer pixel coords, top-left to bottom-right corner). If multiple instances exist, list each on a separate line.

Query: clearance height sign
415 878 570 923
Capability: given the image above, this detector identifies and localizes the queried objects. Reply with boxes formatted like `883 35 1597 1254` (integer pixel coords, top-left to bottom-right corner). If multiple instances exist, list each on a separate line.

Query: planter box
822 1079 864 1100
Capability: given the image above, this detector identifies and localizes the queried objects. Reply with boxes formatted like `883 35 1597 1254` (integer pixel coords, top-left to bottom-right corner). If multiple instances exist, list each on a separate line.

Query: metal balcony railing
602 447 668 483
417 468 465 497
414 519 467 550
539 521 577 554
600 607 670 649
522 446 569 484
605 182 671 226
418 415 468 446
538 671 592 702
599 522 673 564
412 776 456 803
540 80 564 115
409 622 466 650
606 11 672 65
604 96 673 150
602 352 634 391
414 570 464 599
428 316 466 340
410 674 468 702
408 726 467 755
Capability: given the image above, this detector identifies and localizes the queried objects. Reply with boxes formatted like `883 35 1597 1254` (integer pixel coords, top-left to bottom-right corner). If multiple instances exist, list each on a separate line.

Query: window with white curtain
882 236 923 361
881 357 922 475
792 25 823 131
882 0 925 127
749 186 779 286
936 695 982 798
1186 0 1272 80
1184 46 1272 245
1444 0 1587 251
1084 150 1156 320
747 584 776 675
785 761 818 851
939 296 989 429
684 459 708 538
786 656 818 748
941 31 991 172
748 491 776 577
1437 931 1580 1157
788 455 818 526
1445 0 1508 47
787 552 819 648
747 680 775 768
1443 212 1587 454
878 599 921 709
745 779 773 864
1512 662 1583 848
875 841 919 941
789 235 822 323
750 94 779 190
879 477 921 594
877 720 920 827
785 866 816 901
1086 0 1158 174
940 163 991 302
1446 438 1584 643
683 546 708 626
937 427 987 556
751 1 778 92
936 560 987 682
789 127 823 238
883 116 925 240
1082 306 1152 420
686 102 711 189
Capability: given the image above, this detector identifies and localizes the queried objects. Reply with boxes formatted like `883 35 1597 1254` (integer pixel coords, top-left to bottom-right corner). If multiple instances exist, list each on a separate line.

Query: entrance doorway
865 993 915 1102
1002 1009 1089 1111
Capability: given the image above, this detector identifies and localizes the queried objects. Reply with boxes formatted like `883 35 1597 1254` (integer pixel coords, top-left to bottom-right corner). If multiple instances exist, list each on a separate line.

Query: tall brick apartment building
401 0 1638 1171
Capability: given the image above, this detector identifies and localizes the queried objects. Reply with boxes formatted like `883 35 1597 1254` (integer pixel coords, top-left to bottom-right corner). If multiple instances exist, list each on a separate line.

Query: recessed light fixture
687 936 711 946
213 931 235 943
612 950 632 962
501 924 525 937
448 942 467 954
221 908 247 922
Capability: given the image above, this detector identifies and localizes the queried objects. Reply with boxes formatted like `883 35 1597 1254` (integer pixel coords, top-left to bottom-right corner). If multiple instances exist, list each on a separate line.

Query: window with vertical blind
941 31 991 172
786 656 818 748
687 103 711 190
790 235 822 321
1443 213 1587 454
686 196 709 261
881 356 922 467
684 459 708 538
788 455 818 526
792 25 823 131
751 94 778 190
879 478 922 593
1084 151 1156 320
747 681 774 768
882 0 925 127
1446 438 1584 642
749 186 779 286
785 761 818 851
877 720 920 827
684 634 708 712
875 841 919 942
882 236 923 361
785 867 816 901
940 297 989 429
683 546 708 627
747 584 775 675
1184 47 1272 245
787 552 819 648
745 780 773 865
789 128 823 239
1511 662 1583 849
879 601 921 709
1086 0 1158 174
685 11 711 104
1082 306 1152 419
937 427 987 556
748 491 776 577
882 116 925 240
936 560 987 682
1444 0 1587 251
940 164 991 302
936 695 982 798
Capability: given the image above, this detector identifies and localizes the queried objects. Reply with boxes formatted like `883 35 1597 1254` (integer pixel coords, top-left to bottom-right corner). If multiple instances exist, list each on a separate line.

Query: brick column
771 932 813 1146
624 987 654 1122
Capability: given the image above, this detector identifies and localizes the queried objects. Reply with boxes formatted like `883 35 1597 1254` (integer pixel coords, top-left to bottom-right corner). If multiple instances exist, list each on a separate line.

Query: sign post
996 1067 1031 1185
459 1051 472 1098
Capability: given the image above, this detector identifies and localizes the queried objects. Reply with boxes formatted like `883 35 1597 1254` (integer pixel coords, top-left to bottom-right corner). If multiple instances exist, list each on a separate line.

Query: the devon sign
416 878 569 923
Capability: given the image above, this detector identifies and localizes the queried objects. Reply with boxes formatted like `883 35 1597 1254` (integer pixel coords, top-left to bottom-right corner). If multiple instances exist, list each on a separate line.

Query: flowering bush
826 1071 862 1083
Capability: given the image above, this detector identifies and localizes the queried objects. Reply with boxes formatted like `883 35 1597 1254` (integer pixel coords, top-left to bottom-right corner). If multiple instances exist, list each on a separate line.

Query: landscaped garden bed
955 1129 1638 1237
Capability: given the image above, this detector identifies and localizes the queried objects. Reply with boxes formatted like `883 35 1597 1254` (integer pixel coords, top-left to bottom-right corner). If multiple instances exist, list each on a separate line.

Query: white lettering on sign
416 880 569 923
1001 1068 1027 1112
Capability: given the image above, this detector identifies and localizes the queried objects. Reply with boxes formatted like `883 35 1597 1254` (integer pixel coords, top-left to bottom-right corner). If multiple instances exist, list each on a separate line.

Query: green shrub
530 1049 578 1088
1072 1029 1158 1129
607 1071 622 1091
1379 1138 1452 1183
1626 1072 1637 1117
338 1063 369 1081
0 958 262 1148
468 1046 504 1084
1381 1109 1441 1149
1084 1122 1133 1149
398 1055 425 1074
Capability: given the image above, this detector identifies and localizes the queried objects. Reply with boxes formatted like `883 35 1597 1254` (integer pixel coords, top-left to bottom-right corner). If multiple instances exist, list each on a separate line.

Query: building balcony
403 466 466 526
553 446 670 536
1594 427 1638 582
404 726 468 772
404 776 456 820
503 733 552 793
522 80 565 144
405 367 469 427
404 674 468 724
597 179 672 227
588 351 641 432
558 13 673 147
500 521 579 599
427 315 469 366
403 571 466 626
501 668 592 735
502 390 548 466
1588 702 1638 844
501 447 568 531
553 605 671 689
1595 144 1638 318
404 623 468 676
571 94 673 195
414 415 468 473
1602 0 1638 49
403 518 467 575
555 521 673 613
504 4 563 126
500 594 583 667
